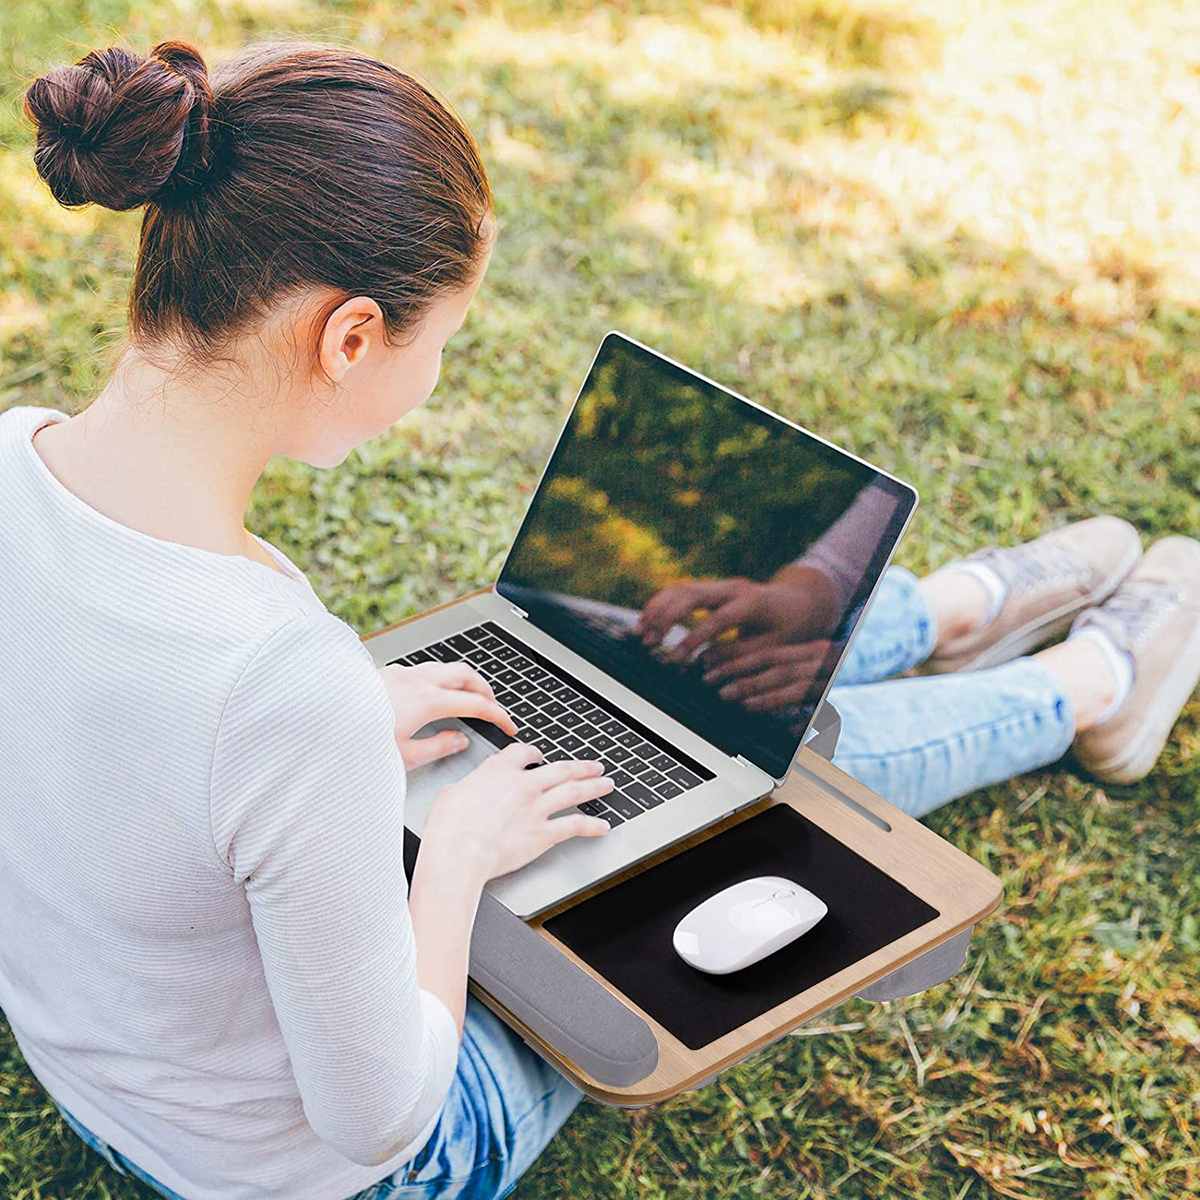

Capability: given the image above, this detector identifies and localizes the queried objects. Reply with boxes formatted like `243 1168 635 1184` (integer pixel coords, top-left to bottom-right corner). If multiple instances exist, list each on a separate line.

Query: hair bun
24 41 213 211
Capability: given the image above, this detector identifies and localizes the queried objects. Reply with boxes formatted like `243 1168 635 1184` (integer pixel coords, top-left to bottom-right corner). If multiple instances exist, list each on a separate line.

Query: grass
1 1 1199 1197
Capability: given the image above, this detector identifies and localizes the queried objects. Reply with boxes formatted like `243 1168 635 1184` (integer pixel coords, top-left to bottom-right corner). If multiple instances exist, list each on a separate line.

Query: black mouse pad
544 805 940 1049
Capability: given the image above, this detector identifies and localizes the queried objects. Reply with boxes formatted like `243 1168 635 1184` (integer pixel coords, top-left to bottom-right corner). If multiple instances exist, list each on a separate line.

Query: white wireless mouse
672 876 828 975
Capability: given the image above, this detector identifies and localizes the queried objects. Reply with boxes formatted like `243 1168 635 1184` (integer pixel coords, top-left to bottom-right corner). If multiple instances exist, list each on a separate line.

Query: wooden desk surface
365 592 1003 1106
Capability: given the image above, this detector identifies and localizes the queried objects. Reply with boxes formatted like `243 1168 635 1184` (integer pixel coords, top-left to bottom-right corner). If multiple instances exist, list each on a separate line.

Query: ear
317 296 385 382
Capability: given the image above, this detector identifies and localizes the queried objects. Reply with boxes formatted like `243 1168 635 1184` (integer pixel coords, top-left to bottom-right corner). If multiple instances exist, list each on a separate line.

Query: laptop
366 332 917 918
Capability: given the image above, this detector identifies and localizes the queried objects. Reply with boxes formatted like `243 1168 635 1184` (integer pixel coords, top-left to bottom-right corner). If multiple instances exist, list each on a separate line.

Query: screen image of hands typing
498 340 912 779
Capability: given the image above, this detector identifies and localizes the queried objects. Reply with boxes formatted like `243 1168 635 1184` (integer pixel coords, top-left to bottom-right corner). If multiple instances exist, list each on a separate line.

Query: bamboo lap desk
365 592 1003 1107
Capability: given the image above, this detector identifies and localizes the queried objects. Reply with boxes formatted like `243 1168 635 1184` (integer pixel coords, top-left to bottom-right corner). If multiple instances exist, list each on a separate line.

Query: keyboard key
527 712 552 730
511 679 537 696
478 635 503 651
578 704 606 721
542 700 567 719
596 810 625 828
510 655 535 672
667 765 703 789
558 734 584 753
574 744 602 760
559 712 583 730
428 643 458 662
493 645 518 661
495 669 522 686
606 791 645 820
648 752 675 772
609 769 635 789
447 634 475 652
608 746 633 764
655 780 684 799
532 736 556 755
550 682 578 700
526 667 551 683
510 700 537 719
543 724 567 741
495 689 521 707
624 781 661 809
599 718 625 736
386 656 411 666
545 748 570 762
578 799 608 816
408 649 436 663
639 769 667 790
616 730 643 749
626 756 657 777
588 733 617 752
631 740 658 758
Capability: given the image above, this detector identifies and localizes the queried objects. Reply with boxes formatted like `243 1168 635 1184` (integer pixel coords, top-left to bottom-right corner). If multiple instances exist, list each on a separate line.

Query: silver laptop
366 332 917 918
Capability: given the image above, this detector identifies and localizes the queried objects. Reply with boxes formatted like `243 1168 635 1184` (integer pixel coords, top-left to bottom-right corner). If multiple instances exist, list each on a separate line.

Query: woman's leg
839 516 1142 689
358 997 583 1200
829 659 1076 818
830 529 1200 813
831 566 940 687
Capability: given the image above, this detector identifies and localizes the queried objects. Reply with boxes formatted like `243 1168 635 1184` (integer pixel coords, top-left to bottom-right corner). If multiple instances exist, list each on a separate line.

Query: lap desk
368 597 1002 1107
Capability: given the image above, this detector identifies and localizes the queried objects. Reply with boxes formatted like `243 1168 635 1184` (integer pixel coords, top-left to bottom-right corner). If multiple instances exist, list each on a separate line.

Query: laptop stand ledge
463 700 976 1094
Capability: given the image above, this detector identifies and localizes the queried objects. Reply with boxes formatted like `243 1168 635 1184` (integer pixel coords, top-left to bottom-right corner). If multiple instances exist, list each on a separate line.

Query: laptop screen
497 333 916 779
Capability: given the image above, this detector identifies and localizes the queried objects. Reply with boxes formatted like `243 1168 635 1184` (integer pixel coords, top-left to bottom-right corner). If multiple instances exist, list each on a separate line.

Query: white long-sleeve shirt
793 482 902 615
0 406 459 1200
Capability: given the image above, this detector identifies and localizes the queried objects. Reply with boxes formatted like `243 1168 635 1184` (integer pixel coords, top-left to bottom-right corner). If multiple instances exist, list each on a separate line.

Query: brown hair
23 40 493 361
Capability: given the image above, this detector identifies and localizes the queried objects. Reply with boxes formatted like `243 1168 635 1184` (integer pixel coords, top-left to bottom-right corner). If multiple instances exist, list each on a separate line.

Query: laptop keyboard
388 621 713 827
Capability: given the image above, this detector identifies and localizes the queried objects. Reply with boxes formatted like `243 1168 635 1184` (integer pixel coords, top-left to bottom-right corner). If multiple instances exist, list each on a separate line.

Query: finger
497 740 545 768
701 632 776 670
705 650 779 685
522 759 605 792
417 661 495 700
743 681 814 711
669 595 754 659
641 580 741 640
426 692 518 736
536 775 615 815
719 662 801 703
637 582 705 638
400 729 469 769
704 637 830 682
545 813 611 845
706 644 799 685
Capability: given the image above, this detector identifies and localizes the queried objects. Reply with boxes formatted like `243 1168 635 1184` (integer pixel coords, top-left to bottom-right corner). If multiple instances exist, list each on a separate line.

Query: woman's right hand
420 742 614 883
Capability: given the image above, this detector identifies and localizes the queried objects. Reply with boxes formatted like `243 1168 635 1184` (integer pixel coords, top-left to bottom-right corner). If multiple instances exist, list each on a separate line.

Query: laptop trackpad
403 718 496 837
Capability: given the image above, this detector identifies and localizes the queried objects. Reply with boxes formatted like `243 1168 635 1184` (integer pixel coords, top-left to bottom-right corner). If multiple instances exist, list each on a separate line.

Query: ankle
1035 634 1130 731
920 568 997 649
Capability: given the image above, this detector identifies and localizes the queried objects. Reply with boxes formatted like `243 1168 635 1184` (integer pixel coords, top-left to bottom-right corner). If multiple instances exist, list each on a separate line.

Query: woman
3 38 1197 1200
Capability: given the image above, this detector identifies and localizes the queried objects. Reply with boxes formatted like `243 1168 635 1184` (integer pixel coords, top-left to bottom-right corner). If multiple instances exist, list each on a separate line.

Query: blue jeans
55 1001 581 1200
56 566 1076 1198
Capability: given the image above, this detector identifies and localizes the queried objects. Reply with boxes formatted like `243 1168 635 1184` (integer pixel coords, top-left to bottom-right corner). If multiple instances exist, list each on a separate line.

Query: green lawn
2 2 1199 1197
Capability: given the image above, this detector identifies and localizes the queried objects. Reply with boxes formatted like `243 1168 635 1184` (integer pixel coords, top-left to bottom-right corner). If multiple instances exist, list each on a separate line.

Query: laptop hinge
506 601 529 619
734 754 770 778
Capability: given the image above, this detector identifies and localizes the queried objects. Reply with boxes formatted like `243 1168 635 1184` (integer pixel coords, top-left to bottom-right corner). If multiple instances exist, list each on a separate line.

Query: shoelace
1073 579 1180 650
967 540 1090 595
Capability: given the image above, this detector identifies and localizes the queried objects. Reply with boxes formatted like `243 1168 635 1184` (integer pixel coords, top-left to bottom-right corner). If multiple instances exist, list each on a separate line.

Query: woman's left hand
377 662 518 769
